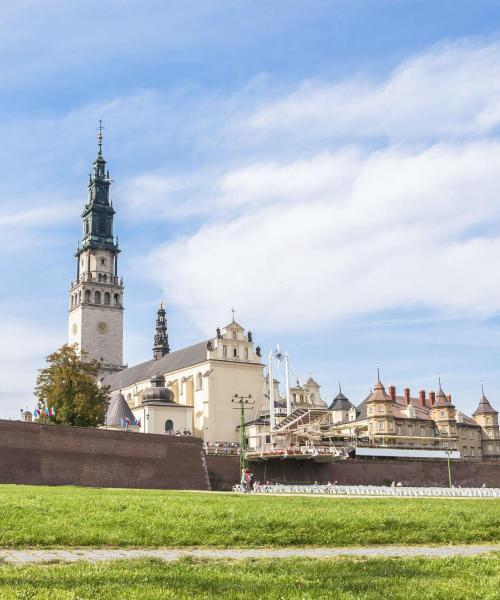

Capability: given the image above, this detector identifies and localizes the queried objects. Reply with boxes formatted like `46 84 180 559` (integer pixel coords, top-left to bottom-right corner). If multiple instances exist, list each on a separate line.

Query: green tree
34 344 110 427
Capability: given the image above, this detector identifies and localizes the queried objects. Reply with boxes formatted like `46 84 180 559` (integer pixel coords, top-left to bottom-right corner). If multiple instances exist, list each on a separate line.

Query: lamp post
445 448 453 488
232 394 255 471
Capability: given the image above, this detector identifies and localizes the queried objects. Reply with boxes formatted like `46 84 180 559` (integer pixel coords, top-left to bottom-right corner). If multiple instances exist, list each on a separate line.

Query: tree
34 344 110 427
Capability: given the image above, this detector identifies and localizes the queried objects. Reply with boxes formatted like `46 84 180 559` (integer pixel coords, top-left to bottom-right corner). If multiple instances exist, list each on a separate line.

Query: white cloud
144 141 500 333
241 40 500 143
0 318 62 418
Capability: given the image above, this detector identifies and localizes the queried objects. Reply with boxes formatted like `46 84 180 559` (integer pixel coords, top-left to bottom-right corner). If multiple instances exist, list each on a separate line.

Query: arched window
232 331 237 340
196 372 203 390
165 419 174 433
85 289 91 303
114 294 120 305
98 274 102 282
78 290 81 304
104 292 111 305
101 258 106 266
95 291 101 304
102 275 107 283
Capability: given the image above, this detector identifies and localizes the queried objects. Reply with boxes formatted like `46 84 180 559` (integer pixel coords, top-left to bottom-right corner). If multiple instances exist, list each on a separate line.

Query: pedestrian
241 468 248 492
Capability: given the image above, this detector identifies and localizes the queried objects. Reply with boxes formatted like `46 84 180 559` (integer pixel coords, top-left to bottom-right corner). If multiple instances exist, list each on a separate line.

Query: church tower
153 302 170 360
68 122 124 375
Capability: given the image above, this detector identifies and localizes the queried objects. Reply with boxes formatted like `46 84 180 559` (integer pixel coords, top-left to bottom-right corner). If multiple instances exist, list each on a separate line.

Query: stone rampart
0 420 210 490
205 455 500 490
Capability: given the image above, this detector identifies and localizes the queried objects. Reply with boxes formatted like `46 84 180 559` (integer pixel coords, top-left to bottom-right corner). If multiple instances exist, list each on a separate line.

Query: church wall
206 360 266 443
0 420 210 491
131 404 193 435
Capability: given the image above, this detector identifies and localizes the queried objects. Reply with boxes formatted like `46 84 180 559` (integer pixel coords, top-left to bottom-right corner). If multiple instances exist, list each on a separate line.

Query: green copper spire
80 121 118 251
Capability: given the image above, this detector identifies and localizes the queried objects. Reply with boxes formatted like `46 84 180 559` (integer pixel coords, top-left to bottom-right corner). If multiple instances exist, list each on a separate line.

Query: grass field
0 485 499 548
0 556 498 599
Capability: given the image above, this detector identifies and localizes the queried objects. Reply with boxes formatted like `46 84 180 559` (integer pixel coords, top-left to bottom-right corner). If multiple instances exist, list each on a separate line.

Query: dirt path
1 545 498 564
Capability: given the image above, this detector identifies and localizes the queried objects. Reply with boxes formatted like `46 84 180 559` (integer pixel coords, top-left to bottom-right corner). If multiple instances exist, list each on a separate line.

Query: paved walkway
1 545 498 564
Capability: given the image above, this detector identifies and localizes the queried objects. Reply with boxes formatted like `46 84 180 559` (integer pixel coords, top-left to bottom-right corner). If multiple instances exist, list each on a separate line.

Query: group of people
204 441 240 455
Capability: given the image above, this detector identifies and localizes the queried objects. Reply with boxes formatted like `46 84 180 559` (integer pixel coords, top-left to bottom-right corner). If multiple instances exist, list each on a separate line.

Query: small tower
328 384 354 423
429 380 457 445
153 302 170 360
473 386 500 458
366 371 396 439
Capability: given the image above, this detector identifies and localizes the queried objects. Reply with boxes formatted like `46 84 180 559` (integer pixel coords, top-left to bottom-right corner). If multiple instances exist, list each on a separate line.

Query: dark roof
102 340 208 391
433 385 452 407
328 392 354 411
105 391 136 427
473 393 498 416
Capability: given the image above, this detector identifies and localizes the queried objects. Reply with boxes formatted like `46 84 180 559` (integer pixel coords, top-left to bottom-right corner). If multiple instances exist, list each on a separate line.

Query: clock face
72 323 78 335
97 321 108 335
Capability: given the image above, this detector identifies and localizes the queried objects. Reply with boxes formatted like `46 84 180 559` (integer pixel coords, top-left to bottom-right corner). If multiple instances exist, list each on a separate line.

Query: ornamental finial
97 118 105 157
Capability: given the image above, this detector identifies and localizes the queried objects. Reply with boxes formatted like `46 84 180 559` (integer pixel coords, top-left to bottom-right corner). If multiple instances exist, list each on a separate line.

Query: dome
141 373 175 404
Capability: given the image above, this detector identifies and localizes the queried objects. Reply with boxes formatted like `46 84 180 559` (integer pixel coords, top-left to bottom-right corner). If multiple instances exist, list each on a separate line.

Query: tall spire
153 302 170 360
80 122 116 250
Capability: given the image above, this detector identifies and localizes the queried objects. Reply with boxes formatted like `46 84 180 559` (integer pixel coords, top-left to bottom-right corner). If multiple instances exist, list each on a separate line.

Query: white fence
232 483 500 498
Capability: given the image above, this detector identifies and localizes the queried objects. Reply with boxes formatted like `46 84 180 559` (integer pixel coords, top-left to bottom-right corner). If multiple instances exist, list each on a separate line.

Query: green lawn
0 556 498 599
0 485 499 548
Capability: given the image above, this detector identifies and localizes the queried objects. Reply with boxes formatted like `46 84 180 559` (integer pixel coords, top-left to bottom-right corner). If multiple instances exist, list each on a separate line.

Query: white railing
232 483 500 497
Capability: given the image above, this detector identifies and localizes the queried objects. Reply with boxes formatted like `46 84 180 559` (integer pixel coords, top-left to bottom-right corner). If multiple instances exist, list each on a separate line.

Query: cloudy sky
2 0 500 418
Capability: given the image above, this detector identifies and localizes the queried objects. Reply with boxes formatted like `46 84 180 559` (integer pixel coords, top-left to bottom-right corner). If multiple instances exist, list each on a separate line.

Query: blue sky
2 1 500 418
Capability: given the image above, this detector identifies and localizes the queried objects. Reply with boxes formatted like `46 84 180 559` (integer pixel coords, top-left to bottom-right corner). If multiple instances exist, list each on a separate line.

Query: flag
125 417 130 427
135 418 141 427
44 407 50 416
120 418 125 428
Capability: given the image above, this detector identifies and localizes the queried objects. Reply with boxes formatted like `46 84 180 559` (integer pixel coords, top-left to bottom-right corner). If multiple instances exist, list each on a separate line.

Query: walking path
1 545 498 564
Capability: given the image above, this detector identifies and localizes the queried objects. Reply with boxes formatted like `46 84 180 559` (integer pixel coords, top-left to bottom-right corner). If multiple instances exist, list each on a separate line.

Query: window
98 274 102 282
420 427 426 436
223 345 227 358
101 258 106 266
233 348 238 358
165 419 174 433
369 407 373 414
442 427 447 434
486 417 491 424
70 296 74 308
378 405 383 413
102 275 107 283
378 422 384 431
470 431 474 439
104 292 111 305
196 372 203 390
95 291 101 304
232 331 237 340
244 348 248 360
85 289 91 303
396 425 402 435
440 411 445 418
114 294 120 305
369 423 373 431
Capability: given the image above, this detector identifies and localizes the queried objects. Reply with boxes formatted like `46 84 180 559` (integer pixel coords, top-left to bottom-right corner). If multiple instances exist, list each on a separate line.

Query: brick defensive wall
0 420 210 490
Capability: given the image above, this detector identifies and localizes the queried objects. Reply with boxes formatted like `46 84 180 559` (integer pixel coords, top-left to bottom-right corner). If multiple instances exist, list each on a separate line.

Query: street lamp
232 394 255 471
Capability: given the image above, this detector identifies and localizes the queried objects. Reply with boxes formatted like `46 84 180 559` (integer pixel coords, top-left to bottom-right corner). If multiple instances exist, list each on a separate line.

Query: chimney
419 390 426 408
429 390 436 406
403 387 411 405
388 385 396 402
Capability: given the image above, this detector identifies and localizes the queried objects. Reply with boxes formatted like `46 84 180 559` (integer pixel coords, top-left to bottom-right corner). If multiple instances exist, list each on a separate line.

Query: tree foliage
34 344 110 427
